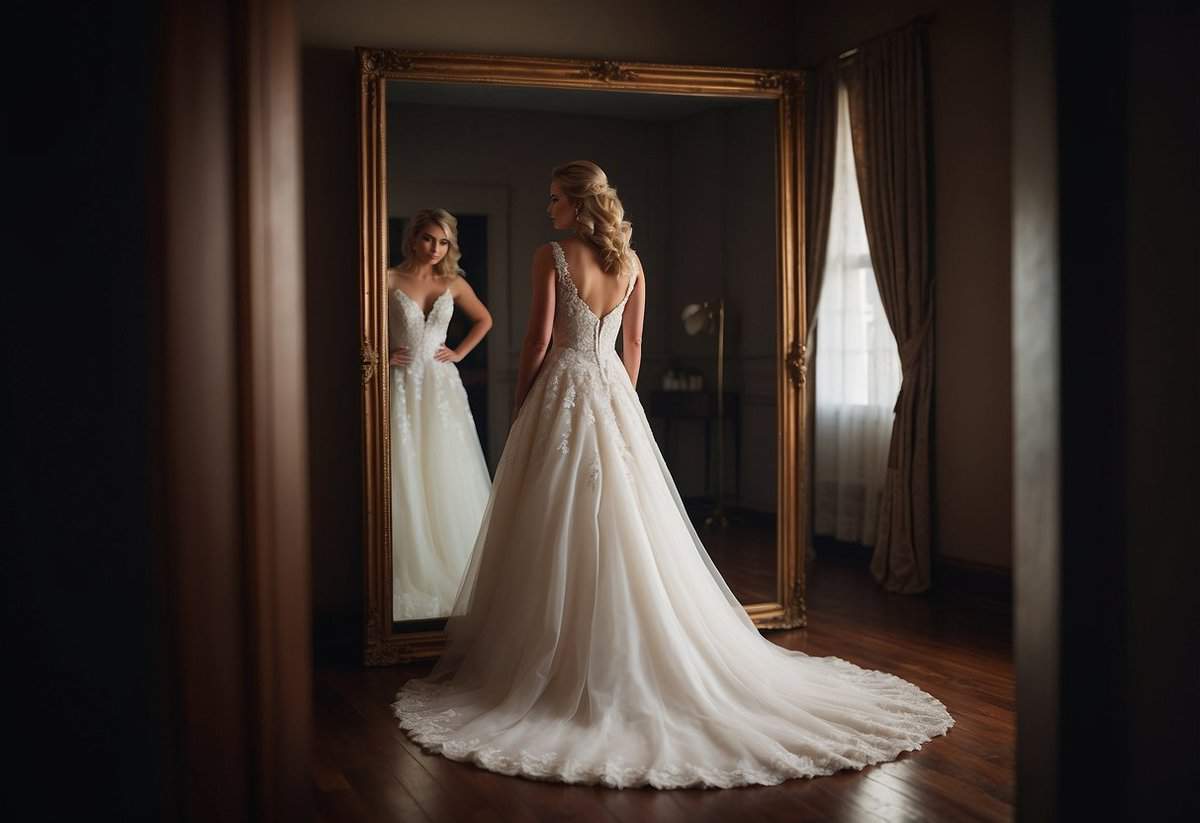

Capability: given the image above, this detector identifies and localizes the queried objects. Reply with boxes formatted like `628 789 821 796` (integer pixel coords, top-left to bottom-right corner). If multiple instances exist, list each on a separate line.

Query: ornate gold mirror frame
358 49 809 665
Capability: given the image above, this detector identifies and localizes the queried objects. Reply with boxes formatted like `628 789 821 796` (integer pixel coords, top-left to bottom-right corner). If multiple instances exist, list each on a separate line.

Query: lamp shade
681 302 713 336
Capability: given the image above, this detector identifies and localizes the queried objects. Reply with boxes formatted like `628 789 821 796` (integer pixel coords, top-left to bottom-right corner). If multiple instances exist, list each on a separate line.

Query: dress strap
549 241 568 283
622 257 638 301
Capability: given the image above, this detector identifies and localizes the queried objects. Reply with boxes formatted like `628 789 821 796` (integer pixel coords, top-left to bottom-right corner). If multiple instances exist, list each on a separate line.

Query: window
813 80 902 546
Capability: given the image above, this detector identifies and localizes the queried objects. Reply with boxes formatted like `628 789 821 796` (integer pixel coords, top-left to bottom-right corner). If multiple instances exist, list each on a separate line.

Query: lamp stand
705 299 729 529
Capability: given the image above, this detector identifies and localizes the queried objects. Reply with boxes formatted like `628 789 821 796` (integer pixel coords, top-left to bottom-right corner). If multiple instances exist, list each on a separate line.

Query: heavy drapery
844 24 935 593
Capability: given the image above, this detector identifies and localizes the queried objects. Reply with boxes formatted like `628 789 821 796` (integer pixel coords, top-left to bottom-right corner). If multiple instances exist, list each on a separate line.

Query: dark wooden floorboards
313 549 1014 822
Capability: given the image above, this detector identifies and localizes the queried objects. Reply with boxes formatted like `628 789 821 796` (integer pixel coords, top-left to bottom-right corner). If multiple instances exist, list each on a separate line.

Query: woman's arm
621 254 646 388
434 277 492 362
512 244 558 415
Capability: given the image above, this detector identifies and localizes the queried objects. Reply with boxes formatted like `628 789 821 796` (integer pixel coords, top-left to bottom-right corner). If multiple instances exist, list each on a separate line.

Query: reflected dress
389 286 491 620
393 242 953 788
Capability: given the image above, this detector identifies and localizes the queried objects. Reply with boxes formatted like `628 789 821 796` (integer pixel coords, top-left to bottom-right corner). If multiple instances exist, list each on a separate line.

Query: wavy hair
397 208 463 279
552 160 633 275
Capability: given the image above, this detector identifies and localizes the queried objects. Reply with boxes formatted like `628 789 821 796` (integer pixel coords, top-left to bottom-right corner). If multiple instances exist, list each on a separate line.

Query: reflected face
547 179 575 231
411 223 450 265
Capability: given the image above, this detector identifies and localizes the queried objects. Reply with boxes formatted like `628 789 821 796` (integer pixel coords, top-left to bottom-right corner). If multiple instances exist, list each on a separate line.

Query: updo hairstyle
552 160 634 276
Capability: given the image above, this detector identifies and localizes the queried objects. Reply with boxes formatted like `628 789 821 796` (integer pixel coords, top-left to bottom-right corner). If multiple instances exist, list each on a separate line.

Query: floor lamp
681 299 729 528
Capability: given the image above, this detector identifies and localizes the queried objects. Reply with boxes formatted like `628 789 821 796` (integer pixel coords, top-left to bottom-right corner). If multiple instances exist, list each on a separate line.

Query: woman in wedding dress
393 164 953 788
388 208 493 620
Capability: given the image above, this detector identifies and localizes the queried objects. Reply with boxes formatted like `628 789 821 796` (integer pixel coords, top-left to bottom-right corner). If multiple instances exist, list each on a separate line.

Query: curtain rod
837 12 936 61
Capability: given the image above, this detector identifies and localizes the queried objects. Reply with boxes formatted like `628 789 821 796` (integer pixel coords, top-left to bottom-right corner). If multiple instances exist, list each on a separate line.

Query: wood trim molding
161 0 310 819
358 49 793 97
234 0 311 819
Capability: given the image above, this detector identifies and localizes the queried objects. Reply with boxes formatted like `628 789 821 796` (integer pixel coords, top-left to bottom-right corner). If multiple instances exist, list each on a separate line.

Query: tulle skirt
390 362 491 620
393 346 953 788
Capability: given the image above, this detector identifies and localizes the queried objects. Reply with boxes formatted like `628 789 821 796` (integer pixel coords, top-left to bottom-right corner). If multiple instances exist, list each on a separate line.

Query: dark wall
1108 3 1199 817
299 0 799 653
302 46 364 656
297 0 798 67
6 2 168 819
1012 1 1200 818
796 0 1014 571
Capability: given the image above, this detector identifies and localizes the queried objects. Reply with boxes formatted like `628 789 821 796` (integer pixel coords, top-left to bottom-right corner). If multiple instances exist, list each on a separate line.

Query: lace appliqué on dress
392 288 477 445
390 370 413 447
537 349 635 478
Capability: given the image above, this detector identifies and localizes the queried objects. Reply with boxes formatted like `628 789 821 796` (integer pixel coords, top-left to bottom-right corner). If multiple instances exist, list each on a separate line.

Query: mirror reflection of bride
387 209 493 620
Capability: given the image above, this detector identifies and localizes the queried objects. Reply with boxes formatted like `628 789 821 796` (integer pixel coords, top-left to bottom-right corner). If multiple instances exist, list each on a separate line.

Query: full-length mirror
359 51 806 664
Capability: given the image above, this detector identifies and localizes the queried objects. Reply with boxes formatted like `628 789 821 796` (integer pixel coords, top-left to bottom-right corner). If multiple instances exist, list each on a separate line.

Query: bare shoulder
448 273 476 298
532 241 556 265
531 242 557 280
559 236 603 267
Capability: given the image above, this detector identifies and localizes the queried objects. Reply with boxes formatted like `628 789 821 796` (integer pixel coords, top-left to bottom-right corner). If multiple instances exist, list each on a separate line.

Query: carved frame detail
357 48 809 664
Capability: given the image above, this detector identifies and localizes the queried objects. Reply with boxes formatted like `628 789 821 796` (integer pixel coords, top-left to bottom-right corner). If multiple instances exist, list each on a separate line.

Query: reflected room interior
383 81 782 630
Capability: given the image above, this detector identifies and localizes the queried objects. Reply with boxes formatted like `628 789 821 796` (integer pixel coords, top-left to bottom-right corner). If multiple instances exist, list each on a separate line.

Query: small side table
647 389 740 507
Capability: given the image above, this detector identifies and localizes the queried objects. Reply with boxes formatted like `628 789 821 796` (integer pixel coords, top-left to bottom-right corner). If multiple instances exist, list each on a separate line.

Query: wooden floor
699 512 778 604
314 548 1015 822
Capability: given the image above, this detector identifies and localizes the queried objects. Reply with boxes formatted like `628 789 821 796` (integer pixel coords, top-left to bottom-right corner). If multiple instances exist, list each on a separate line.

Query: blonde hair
397 208 463 279
552 160 633 275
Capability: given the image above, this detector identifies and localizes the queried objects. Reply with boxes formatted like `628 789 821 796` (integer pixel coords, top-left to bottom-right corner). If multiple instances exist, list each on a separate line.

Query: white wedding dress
390 286 491 620
393 242 953 788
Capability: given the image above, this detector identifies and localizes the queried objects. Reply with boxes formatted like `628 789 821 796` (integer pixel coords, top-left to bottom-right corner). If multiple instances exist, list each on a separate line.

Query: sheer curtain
813 80 901 546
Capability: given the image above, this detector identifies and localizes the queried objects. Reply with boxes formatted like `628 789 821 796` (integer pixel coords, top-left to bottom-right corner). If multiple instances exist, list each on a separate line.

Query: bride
388 208 493 620
393 163 953 789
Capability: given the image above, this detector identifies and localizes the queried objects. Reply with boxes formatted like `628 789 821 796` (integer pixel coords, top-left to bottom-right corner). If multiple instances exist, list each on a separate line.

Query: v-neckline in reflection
394 287 451 321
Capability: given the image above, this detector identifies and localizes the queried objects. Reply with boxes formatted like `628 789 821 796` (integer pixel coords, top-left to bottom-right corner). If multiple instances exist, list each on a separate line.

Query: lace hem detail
392 656 954 790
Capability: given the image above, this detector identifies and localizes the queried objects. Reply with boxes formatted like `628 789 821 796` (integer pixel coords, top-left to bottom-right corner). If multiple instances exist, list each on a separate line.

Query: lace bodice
390 287 453 364
550 241 637 358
